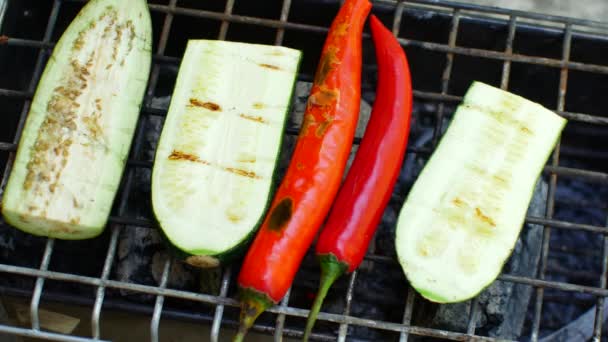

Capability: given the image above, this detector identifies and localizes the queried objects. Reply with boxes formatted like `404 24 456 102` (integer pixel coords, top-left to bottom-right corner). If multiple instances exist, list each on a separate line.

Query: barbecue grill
1 0 608 341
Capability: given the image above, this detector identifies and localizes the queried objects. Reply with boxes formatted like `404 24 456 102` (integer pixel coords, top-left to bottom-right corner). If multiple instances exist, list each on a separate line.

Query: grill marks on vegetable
188 98 221 111
23 6 137 219
167 150 260 180
239 113 266 124
258 63 281 70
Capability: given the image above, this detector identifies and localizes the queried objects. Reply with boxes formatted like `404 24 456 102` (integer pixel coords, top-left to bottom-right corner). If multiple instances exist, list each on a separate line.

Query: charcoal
539 299 608 342
113 97 198 302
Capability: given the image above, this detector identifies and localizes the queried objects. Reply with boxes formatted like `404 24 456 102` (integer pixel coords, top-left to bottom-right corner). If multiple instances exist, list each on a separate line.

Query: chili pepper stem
233 288 274 342
303 254 348 342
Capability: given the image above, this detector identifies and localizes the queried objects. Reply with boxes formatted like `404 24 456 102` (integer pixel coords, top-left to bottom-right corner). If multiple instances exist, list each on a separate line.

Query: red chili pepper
233 1 371 341
303 15 413 340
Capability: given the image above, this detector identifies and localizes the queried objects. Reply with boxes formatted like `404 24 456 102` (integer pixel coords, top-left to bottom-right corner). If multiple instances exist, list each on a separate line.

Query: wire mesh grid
0 0 608 341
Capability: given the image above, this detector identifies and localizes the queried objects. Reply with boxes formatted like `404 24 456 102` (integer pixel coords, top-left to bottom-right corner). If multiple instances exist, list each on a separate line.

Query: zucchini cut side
152 40 301 266
395 82 566 303
1 0 152 239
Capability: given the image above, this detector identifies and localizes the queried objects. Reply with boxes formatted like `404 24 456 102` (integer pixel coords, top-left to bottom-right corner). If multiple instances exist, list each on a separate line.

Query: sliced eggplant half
1 0 152 239
395 82 566 303
152 40 301 267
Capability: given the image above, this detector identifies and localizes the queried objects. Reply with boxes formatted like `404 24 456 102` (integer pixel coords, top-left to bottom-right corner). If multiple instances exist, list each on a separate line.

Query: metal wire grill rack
1 0 608 341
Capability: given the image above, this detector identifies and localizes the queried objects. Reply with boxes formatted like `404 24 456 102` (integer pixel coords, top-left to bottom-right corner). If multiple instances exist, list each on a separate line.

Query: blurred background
463 0 608 22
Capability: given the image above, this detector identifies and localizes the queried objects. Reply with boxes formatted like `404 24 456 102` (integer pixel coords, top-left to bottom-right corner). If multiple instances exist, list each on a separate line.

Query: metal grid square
0 0 607 341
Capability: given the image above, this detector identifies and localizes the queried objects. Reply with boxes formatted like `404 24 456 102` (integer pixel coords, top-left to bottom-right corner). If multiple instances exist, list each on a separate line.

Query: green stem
303 254 348 342
233 288 274 342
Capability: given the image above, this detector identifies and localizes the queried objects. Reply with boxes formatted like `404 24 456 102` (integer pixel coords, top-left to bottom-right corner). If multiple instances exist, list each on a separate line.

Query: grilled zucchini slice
1 0 152 239
152 40 301 267
396 82 566 303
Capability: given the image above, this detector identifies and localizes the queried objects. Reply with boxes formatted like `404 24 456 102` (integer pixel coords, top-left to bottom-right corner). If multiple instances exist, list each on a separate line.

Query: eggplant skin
1 0 152 240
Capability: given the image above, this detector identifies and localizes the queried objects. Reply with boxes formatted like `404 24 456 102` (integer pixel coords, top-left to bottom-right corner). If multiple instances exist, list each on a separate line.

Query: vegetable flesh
152 40 301 264
1 0 152 239
396 82 567 303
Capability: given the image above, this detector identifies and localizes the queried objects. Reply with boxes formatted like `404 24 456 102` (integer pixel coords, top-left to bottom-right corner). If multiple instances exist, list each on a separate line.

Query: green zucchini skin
1 0 152 239
395 82 566 303
151 41 302 267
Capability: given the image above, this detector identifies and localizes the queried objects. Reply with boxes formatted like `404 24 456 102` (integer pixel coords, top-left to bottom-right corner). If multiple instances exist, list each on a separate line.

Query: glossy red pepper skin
233 1 371 340
303 15 413 340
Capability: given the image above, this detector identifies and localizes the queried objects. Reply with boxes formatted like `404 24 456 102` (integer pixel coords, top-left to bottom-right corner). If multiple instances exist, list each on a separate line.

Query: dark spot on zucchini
259 63 281 70
189 98 221 111
268 198 293 232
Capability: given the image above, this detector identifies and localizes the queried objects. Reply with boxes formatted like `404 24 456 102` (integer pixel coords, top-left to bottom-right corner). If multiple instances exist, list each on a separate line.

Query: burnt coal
113 97 198 302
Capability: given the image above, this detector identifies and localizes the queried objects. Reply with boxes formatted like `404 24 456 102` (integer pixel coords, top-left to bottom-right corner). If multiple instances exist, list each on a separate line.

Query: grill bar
30 239 54 331
2 85 607 126
218 0 235 40
0 263 496 341
275 0 292 46
150 259 171 342
500 15 517 90
337 271 357 341
399 287 416 342
593 235 608 341
274 288 292 341
91 227 120 339
0 325 107 342
2 0 64 337
431 10 459 147
466 297 480 335
530 22 572 342
210 267 232 342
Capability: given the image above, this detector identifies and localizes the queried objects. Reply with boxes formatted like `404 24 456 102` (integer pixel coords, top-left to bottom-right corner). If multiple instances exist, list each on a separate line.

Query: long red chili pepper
303 15 413 340
233 1 371 341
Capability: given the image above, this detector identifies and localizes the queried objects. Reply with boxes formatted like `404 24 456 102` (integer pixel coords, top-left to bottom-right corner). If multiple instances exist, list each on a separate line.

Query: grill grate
1 0 608 341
